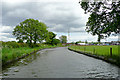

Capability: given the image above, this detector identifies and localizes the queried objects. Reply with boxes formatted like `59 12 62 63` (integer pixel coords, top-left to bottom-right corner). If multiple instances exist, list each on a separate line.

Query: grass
2 44 63 64
69 45 120 61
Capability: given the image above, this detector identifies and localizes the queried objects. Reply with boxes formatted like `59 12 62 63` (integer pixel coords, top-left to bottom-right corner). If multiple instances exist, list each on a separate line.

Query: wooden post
110 48 112 56
84 47 86 52
93 48 95 54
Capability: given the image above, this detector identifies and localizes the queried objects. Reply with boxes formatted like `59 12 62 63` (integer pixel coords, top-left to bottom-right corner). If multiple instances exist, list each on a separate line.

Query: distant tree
71 42 75 44
52 39 60 45
59 35 67 43
85 40 88 44
75 41 84 44
45 32 56 45
13 18 48 47
80 0 120 42
75 41 80 45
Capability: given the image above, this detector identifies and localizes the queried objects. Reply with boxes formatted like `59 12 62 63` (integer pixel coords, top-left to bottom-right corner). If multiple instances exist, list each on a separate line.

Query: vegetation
45 32 60 45
80 1 120 42
59 35 67 43
13 18 48 47
69 45 120 63
2 19 66 65
2 41 64 65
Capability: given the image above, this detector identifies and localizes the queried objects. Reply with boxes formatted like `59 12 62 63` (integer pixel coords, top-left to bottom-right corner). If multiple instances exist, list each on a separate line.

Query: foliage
75 40 85 45
80 0 120 42
59 35 67 43
2 43 65 64
13 18 48 47
45 32 60 45
52 39 60 45
2 41 28 48
18 39 24 43
85 40 88 44
45 32 56 44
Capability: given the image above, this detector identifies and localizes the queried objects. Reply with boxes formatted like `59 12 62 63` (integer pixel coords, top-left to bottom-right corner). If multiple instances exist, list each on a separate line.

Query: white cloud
3 0 78 3
1 0 118 42
69 32 98 42
70 27 85 32
0 33 16 41
0 36 16 41
0 25 14 33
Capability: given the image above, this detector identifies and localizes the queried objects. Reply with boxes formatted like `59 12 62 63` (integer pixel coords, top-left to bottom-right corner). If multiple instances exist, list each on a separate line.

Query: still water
2 47 120 78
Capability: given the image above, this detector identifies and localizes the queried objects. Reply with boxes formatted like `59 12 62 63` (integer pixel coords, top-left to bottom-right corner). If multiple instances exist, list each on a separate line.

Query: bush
52 39 60 45
19 43 28 47
2 41 28 48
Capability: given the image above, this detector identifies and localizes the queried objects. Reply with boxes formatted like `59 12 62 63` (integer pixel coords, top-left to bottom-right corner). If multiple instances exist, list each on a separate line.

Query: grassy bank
2 44 64 65
69 45 120 66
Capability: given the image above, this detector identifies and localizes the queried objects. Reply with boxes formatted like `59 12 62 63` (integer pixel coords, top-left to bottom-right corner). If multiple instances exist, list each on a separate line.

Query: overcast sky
0 0 118 42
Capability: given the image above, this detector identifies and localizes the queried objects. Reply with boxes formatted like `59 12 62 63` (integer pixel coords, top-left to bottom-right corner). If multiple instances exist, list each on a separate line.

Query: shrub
2 41 28 48
5 41 20 48
19 43 28 47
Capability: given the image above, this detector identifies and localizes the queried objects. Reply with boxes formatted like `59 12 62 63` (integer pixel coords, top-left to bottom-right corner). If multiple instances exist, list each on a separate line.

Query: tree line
13 18 67 47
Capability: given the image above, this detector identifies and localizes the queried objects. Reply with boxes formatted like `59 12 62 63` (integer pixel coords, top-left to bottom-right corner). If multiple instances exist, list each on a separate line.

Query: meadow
69 45 120 61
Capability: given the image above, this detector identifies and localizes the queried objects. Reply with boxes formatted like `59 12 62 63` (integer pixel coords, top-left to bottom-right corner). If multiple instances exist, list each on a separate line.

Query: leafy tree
13 18 48 47
52 39 60 45
59 35 67 43
80 0 120 42
18 39 24 43
45 32 56 44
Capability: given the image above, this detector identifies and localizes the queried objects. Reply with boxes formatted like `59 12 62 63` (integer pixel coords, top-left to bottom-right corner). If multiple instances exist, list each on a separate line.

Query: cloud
0 33 16 41
0 25 14 33
0 36 16 41
0 25 15 41
2 0 89 32
70 27 86 32
1 0 118 42
69 32 98 42
48 24 65 32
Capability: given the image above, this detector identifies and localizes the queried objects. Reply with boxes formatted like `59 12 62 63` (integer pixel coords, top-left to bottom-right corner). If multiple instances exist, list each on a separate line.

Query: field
69 45 120 60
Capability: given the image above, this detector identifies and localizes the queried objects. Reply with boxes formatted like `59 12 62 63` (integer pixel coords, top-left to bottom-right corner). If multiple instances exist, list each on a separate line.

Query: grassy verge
69 45 120 66
2 44 64 65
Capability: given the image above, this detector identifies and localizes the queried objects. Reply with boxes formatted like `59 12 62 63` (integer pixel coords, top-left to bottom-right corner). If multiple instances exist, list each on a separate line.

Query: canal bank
68 47 120 68
2 46 61 67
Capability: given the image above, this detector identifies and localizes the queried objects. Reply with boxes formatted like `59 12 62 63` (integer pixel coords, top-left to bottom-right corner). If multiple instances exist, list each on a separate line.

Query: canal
2 47 120 78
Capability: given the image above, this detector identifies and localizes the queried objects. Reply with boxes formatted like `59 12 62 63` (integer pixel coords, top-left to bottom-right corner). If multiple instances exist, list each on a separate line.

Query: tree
13 18 48 47
80 0 120 42
52 39 60 45
45 32 56 45
18 39 24 43
85 40 88 44
59 35 67 43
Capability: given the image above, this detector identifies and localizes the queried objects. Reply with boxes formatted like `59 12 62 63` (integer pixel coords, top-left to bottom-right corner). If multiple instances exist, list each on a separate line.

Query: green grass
2 44 63 64
69 45 120 60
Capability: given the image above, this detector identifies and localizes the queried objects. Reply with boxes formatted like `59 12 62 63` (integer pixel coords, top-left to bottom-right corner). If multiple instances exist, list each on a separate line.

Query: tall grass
2 43 64 64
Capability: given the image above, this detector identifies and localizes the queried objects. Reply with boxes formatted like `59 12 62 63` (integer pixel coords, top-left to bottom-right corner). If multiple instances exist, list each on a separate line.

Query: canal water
2 47 120 78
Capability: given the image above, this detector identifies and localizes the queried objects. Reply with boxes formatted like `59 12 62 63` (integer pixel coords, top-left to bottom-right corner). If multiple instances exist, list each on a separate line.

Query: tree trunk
98 34 101 44
34 41 36 44
29 35 32 47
